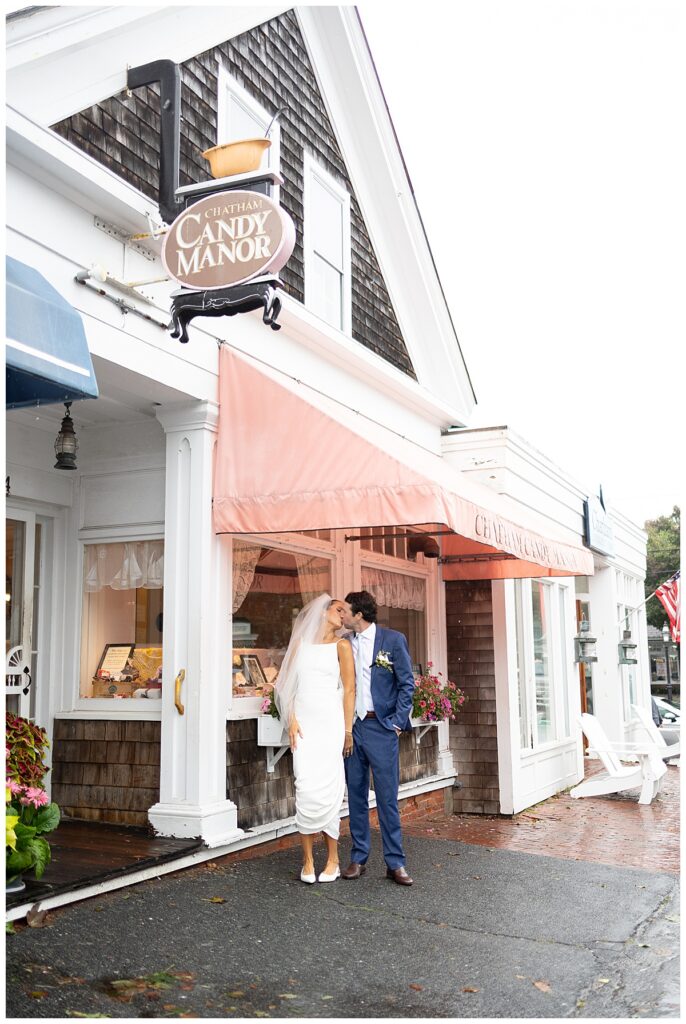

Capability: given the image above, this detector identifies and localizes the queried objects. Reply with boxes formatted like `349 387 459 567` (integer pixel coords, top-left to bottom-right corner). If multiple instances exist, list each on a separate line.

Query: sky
358 0 684 528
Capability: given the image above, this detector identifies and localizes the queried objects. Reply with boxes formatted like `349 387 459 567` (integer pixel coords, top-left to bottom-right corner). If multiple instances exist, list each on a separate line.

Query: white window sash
216 64 281 187
303 151 351 334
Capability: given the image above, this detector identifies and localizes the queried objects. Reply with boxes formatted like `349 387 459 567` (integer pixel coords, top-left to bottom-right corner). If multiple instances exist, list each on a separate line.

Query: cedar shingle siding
51 720 161 827
52 10 415 376
446 580 501 814
228 720 438 829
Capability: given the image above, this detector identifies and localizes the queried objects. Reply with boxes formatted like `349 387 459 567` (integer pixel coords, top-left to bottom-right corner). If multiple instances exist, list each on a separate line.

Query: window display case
91 643 163 699
231 544 332 700
80 540 164 699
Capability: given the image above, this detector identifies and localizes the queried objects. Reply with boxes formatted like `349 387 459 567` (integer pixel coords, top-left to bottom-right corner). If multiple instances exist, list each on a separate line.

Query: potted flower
6 713 61 893
411 663 466 726
257 685 288 746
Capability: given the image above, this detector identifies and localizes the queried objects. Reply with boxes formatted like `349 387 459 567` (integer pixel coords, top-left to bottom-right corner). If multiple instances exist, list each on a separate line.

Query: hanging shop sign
162 190 296 291
583 490 615 557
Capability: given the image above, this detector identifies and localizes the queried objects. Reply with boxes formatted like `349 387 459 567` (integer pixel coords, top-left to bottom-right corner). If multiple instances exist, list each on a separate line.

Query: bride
275 593 355 883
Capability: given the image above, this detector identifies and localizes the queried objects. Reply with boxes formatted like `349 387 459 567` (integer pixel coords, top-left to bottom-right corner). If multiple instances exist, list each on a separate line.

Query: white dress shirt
355 622 376 715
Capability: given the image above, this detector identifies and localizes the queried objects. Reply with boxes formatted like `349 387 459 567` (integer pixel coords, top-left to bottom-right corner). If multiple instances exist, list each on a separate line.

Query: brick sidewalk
403 762 681 875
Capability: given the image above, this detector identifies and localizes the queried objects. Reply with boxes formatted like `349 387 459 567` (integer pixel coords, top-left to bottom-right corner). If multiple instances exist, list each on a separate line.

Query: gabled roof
6 4 477 422
6 5 291 123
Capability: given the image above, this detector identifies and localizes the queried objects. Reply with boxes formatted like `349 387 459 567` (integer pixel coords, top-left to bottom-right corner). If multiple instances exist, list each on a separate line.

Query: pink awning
214 348 594 579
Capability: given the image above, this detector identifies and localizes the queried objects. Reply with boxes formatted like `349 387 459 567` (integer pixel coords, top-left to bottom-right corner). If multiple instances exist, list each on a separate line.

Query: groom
340 591 415 886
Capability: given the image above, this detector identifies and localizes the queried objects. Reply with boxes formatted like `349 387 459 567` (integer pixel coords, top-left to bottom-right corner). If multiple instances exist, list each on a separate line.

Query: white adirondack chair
571 713 667 805
631 704 680 762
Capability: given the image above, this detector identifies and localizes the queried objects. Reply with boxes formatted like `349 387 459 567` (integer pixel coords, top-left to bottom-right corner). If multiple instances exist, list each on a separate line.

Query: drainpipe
126 60 181 225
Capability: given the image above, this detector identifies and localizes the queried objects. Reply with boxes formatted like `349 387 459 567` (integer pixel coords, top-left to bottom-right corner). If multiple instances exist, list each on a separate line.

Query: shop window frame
616 570 647 725
514 578 575 754
227 530 340 720
359 545 433 678
67 526 165 719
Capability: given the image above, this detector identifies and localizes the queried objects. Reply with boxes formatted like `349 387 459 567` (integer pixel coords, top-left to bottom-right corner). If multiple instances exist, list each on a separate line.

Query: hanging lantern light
574 617 598 664
54 402 79 470
618 629 638 665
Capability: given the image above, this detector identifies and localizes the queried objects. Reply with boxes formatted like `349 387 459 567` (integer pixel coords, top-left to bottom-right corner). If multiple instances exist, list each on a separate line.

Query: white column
148 401 242 846
433 573 453 775
588 563 623 743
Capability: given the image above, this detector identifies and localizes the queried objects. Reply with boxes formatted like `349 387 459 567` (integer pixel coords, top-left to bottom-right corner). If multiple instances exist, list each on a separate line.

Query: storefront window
514 579 569 750
532 581 555 744
80 541 164 700
514 584 531 749
232 544 332 698
6 519 26 656
361 566 427 671
558 588 571 737
618 603 639 720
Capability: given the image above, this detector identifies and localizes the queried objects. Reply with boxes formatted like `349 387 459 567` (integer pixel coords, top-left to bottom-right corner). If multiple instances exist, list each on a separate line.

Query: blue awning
5 256 99 409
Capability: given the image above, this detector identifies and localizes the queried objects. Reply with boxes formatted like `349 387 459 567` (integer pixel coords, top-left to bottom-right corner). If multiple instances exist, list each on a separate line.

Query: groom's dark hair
345 590 377 623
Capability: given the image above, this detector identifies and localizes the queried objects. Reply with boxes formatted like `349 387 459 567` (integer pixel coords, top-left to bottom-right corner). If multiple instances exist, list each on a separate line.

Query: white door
5 510 39 718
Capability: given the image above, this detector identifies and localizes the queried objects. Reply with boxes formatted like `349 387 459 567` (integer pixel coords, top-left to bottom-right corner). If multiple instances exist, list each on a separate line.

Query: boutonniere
374 650 393 671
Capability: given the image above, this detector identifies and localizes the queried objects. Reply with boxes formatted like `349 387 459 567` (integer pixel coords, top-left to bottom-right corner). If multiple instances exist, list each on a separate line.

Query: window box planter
410 716 441 744
256 715 289 772
257 715 288 746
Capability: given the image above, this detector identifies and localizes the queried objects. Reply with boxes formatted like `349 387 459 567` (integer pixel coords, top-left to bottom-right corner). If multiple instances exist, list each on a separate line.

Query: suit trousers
344 716 405 870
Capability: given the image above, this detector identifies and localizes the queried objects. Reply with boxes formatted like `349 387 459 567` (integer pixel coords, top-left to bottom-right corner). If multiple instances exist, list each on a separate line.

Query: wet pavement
6 828 679 1019
404 763 681 876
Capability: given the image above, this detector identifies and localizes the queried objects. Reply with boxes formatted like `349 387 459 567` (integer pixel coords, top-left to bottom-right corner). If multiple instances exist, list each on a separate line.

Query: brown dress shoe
341 862 366 880
386 866 413 886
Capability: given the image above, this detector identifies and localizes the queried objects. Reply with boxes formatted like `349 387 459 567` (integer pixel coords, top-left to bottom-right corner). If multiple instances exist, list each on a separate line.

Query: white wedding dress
292 642 345 839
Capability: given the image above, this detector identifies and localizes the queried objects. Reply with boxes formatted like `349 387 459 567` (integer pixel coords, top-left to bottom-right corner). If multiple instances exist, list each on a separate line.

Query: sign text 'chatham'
162 190 296 290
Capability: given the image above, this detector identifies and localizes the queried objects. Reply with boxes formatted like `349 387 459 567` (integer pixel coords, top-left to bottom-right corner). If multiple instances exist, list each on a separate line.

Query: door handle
174 669 185 715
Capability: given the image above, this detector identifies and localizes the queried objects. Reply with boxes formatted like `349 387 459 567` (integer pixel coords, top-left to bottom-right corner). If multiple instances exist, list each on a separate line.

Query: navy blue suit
344 626 415 869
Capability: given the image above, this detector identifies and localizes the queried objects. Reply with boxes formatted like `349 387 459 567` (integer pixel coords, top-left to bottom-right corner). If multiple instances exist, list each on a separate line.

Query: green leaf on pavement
66 1013 112 1018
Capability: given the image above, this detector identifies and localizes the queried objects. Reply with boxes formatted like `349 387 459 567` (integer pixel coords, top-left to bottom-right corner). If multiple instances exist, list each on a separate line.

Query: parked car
652 696 680 748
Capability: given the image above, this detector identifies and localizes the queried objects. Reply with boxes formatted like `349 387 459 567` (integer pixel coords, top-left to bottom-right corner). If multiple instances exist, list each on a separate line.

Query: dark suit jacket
368 625 416 733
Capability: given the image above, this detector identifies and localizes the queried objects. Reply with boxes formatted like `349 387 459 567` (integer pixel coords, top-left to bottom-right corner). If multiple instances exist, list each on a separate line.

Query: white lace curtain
361 566 426 611
232 541 262 613
84 541 164 592
294 554 331 605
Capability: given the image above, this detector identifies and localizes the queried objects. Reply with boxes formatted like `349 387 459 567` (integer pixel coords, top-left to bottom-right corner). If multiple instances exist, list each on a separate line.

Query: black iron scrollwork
169 279 283 345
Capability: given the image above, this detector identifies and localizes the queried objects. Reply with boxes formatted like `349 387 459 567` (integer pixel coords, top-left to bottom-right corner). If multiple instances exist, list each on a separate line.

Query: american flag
656 570 680 643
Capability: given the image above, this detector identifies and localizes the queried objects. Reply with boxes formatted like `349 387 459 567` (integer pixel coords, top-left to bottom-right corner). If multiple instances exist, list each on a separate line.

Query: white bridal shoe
300 867 316 884
318 866 341 883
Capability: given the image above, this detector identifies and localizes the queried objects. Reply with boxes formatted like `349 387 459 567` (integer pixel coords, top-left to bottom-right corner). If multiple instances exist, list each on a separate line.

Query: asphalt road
6 832 680 1019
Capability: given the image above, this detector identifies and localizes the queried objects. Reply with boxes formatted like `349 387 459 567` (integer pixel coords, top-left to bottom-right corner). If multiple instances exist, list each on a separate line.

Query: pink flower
419 701 426 708
19 786 49 807
7 779 23 796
